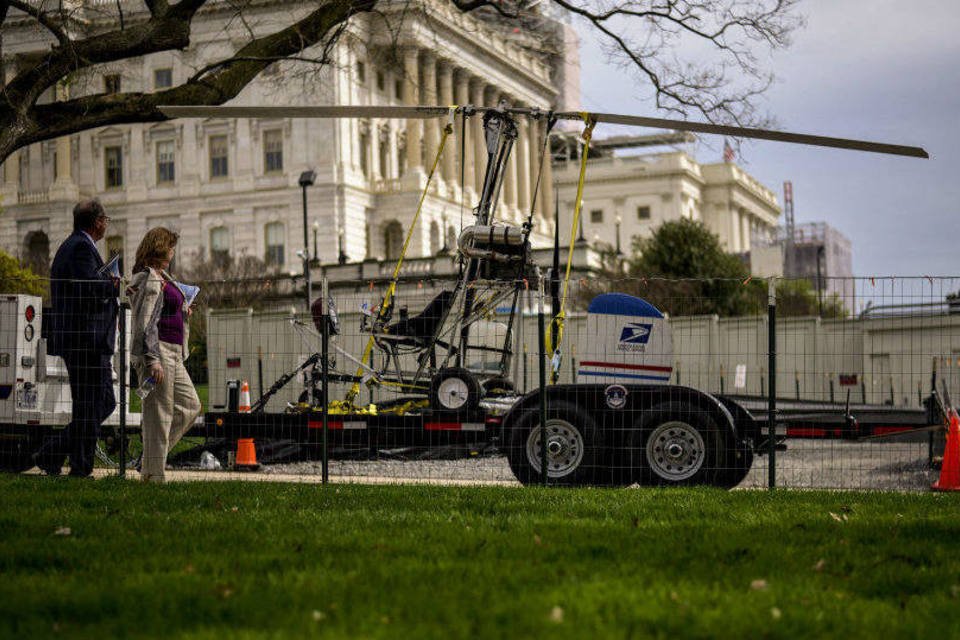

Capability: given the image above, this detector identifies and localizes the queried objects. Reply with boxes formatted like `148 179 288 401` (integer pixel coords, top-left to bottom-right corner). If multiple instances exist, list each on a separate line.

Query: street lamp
299 169 316 308
312 220 319 266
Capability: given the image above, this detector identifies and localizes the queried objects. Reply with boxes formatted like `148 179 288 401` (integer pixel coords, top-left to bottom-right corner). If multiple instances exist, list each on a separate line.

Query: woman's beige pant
141 341 202 482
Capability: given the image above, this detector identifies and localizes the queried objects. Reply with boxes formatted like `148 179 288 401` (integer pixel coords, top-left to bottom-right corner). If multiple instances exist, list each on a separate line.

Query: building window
395 78 403 100
359 129 370 178
23 231 50 277
636 205 651 221
590 209 603 224
156 140 175 184
209 135 228 178
104 145 123 188
383 221 403 261
376 70 385 92
429 221 440 254
106 235 124 275
104 74 121 94
356 61 366 84
263 130 283 173
210 226 230 265
264 222 284 266
378 129 390 179
154 68 173 89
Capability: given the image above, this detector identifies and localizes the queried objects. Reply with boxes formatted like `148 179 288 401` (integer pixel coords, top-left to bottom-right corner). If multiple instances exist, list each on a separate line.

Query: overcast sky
577 0 959 283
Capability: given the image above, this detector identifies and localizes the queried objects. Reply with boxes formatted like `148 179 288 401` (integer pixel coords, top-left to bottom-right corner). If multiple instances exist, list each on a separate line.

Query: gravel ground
262 439 940 491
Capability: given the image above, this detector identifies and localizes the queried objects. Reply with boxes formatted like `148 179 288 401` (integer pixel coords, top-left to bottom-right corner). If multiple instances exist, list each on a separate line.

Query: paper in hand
176 282 200 308
98 254 121 279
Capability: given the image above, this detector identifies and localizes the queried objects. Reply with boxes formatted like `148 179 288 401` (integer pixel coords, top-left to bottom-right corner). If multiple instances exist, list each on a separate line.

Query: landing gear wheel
630 402 728 487
429 367 480 414
505 401 602 486
481 376 516 398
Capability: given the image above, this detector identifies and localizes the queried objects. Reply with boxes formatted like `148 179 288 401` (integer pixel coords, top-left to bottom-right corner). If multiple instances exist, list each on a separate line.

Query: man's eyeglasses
98 215 112 223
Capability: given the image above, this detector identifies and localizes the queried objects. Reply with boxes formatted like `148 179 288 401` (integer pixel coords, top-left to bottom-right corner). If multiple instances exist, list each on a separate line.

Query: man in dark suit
34 199 119 477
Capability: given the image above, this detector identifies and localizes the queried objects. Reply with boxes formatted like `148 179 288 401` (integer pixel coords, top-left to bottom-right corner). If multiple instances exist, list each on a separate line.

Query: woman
129 228 201 482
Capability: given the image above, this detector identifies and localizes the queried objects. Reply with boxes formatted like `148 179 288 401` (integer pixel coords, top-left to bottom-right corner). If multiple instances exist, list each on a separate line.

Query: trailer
0 294 141 472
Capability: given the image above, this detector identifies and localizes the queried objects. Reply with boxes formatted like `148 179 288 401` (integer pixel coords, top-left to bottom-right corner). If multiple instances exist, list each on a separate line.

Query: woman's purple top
157 280 185 345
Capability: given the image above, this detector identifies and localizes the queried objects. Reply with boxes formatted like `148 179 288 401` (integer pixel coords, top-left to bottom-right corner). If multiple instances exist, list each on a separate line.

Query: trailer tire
505 401 602 486
714 442 754 489
631 402 728 487
429 368 481 415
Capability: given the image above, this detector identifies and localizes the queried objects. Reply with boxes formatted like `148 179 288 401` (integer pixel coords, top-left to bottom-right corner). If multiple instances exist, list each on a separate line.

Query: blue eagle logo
619 323 653 345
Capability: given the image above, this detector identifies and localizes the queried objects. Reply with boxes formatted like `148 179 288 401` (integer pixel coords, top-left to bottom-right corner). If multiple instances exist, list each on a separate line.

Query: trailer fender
501 384 740 446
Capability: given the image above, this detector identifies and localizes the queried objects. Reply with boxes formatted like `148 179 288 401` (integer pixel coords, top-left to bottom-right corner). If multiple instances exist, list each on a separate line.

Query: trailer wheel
505 401 601 486
632 403 728 487
429 368 481 414
481 376 515 398
713 441 754 489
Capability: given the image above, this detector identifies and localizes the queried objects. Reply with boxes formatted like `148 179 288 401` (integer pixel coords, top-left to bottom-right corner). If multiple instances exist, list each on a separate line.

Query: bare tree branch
6 0 70 45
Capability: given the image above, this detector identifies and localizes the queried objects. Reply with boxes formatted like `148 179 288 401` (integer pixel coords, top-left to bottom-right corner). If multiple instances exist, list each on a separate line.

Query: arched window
23 230 50 276
429 221 440 255
264 222 285 266
210 226 230 266
383 220 403 261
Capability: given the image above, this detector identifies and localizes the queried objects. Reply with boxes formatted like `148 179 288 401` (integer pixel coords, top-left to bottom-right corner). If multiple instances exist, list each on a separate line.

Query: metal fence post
536 270 548 486
118 301 128 479
321 277 329 485
767 278 777 490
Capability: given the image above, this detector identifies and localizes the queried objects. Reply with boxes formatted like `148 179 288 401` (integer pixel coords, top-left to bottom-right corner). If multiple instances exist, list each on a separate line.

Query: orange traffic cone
932 410 960 492
235 438 260 472
239 380 251 413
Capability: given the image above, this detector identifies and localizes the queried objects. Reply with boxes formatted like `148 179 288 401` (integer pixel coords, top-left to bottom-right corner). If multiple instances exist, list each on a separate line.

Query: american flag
723 139 735 163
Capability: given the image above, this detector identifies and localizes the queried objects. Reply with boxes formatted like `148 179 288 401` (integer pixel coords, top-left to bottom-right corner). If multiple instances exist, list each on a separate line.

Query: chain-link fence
2 274 957 490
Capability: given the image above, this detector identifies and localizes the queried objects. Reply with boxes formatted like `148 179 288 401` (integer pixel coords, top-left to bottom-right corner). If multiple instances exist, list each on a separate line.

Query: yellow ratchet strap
546 114 595 383
345 108 457 404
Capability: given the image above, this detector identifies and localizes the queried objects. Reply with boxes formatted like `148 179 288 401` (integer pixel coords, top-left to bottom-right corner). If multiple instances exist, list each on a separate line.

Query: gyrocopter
162 102 927 486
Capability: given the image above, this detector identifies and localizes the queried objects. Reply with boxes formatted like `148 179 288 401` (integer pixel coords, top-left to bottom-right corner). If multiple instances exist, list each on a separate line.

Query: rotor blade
556 111 928 159
159 105 454 120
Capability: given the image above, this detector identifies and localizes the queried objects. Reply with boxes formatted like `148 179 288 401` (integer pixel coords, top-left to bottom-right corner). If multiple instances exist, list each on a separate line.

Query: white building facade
554 151 781 259
0 0 571 275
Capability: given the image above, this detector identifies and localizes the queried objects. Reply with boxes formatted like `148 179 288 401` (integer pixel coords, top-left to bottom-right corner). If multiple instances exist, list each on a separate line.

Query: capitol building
0 0 779 281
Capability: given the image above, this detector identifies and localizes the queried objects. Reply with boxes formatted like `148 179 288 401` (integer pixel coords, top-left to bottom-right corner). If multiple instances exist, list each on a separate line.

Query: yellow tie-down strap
546 114 595 383
345 108 457 405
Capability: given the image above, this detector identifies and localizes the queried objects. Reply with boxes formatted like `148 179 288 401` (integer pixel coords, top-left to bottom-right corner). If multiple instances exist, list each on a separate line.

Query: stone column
517 115 532 217
402 47 421 174
539 119 554 232
470 79 487 195
438 61 455 185
454 69 475 194
503 96 518 216
421 52 438 170
48 134 79 202
3 150 20 195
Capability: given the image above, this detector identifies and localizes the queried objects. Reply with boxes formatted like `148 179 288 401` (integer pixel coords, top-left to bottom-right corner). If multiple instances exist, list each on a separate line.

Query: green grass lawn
1 478 958 639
